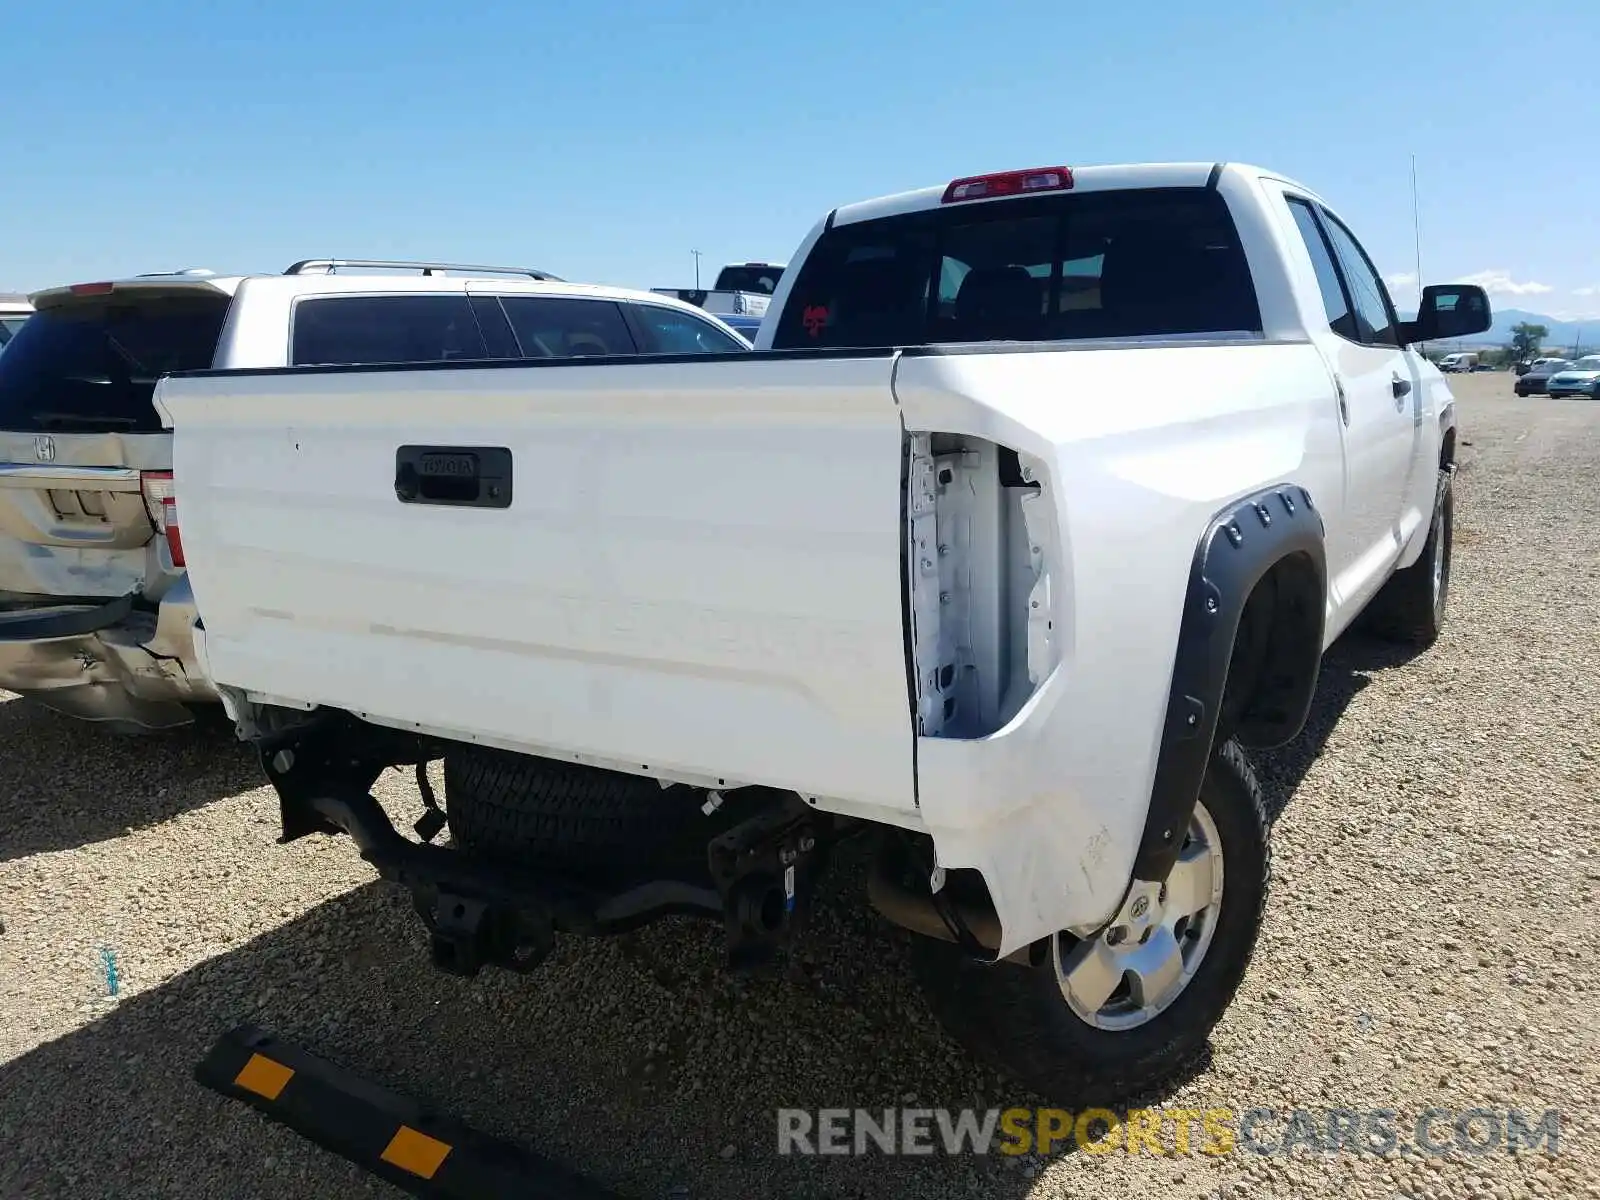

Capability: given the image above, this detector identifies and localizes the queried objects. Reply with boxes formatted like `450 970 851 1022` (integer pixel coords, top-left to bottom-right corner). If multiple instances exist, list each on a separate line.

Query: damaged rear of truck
153 162 1476 1102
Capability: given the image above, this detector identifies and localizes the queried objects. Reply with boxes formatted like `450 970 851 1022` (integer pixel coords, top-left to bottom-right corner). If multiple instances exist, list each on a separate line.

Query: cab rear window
713 265 785 295
771 187 1261 350
0 294 228 433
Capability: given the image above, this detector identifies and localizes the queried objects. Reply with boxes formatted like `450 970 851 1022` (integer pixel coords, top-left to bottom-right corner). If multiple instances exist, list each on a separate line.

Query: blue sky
4 0 1596 318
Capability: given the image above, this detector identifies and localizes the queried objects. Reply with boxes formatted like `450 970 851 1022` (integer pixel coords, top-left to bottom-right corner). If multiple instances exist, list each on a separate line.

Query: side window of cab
1317 210 1402 348
1285 197 1358 343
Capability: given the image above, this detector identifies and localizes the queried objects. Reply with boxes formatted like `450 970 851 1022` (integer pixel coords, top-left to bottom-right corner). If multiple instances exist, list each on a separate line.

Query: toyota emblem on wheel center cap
33 435 55 462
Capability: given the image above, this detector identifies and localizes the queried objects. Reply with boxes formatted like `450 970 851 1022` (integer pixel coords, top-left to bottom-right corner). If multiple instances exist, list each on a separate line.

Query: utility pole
691 249 702 290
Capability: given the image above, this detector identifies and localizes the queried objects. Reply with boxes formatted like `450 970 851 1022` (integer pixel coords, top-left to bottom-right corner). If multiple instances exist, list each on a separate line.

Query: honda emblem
33 435 55 462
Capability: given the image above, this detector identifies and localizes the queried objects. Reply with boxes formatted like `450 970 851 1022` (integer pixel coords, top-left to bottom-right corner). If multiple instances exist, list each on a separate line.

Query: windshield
0 293 229 432
713 265 784 295
1569 356 1600 372
772 186 1260 351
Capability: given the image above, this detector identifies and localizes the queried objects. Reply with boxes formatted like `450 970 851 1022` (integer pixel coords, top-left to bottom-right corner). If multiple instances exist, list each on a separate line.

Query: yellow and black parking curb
195 1024 623 1199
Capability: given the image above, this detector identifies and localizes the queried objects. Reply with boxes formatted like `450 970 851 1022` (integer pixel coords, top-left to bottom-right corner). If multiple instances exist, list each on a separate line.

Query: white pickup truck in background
155 161 1489 1103
650 260 786 319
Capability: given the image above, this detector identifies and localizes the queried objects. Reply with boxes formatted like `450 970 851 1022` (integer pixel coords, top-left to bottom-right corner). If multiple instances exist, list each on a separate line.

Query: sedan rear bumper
0 577 216 730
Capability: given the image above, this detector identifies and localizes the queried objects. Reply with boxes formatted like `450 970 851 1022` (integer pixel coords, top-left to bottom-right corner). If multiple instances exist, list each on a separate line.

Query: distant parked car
1514 359 1572 396
1546 355 1600 399
648 263 788 323
1438 351 1479 372
0 294 31 349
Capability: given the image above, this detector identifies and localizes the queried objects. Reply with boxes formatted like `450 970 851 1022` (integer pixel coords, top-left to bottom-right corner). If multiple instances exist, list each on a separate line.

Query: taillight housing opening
139 470 184 567
941 166 1075 204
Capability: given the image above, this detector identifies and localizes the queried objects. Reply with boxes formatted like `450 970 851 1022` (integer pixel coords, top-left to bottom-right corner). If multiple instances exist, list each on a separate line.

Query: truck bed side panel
894 340 1340 953
158 355 918 810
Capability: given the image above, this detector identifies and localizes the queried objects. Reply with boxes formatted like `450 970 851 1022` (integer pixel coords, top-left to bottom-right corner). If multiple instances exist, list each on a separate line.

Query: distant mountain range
1399 306 1600 352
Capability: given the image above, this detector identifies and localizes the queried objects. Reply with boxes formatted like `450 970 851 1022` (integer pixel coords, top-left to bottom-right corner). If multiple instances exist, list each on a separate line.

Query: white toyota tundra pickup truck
155 161 1490 1103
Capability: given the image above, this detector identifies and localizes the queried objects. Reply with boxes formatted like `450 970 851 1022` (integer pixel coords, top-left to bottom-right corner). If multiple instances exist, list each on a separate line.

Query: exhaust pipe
867 850 1042 966
867 861 1005 948
866 833 1044 955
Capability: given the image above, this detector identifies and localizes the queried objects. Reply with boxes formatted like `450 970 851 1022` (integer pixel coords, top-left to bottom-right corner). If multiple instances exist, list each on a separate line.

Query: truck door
1280 194 1415 623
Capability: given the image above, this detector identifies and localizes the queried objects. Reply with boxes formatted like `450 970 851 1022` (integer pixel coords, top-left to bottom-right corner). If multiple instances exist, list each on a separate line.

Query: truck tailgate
157 355 917 811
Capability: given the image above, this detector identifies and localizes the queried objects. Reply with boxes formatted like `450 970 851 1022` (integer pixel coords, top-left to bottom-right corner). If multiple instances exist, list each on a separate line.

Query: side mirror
1403 284 1492 344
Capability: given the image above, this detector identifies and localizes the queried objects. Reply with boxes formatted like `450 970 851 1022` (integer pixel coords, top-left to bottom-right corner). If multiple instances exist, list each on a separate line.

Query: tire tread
1363 467 1453 647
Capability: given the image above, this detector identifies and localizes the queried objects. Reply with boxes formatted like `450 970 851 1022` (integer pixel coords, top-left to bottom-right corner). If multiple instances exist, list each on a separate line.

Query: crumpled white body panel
895 342 1343 955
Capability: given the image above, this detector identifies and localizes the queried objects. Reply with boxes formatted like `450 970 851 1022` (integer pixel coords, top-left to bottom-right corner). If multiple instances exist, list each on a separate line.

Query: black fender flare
1132 484 1327 882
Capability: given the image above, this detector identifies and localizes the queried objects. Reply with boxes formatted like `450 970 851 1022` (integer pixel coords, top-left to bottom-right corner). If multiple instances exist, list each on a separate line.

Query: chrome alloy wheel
1054 803 1226 1031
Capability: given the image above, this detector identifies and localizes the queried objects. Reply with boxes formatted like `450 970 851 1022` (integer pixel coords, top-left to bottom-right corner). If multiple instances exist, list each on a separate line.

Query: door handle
395 445 513 509
1392 375 1412 402
1335 378 1349 426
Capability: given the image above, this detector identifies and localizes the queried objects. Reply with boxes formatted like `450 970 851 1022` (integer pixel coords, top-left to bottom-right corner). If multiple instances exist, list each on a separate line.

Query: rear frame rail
253 707 835 975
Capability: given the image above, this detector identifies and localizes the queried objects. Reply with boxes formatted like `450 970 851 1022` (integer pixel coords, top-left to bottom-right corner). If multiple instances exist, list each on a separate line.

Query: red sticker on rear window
802 305 829 337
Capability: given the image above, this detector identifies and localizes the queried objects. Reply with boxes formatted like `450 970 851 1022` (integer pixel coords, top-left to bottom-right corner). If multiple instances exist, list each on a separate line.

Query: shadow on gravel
0 695 259 864
0 844 1212 1200
1252 628 1425 822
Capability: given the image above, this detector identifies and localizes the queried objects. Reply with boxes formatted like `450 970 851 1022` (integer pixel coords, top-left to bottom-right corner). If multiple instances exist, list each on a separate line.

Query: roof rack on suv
283 259 564 281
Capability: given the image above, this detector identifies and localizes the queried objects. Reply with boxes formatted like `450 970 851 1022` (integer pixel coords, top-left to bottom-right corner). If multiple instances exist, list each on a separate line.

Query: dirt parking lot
1 372 1596 1200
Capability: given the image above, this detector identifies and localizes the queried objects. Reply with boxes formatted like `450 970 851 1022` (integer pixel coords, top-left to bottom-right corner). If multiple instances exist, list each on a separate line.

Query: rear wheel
1364 467 1453 646
908 740 1270 1106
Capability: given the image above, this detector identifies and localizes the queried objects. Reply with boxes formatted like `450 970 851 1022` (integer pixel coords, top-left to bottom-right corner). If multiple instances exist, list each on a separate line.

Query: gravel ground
1 374 1596 1200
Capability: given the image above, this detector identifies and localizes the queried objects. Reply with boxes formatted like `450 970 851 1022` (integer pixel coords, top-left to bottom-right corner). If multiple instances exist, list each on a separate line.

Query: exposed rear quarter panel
894 339 1340 949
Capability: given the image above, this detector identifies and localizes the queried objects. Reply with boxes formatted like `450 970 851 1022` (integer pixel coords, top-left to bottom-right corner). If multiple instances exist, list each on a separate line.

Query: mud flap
195 1024 623 1199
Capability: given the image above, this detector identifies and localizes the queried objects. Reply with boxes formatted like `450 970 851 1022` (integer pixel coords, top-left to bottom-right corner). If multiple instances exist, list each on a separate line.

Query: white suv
0 261 751 732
